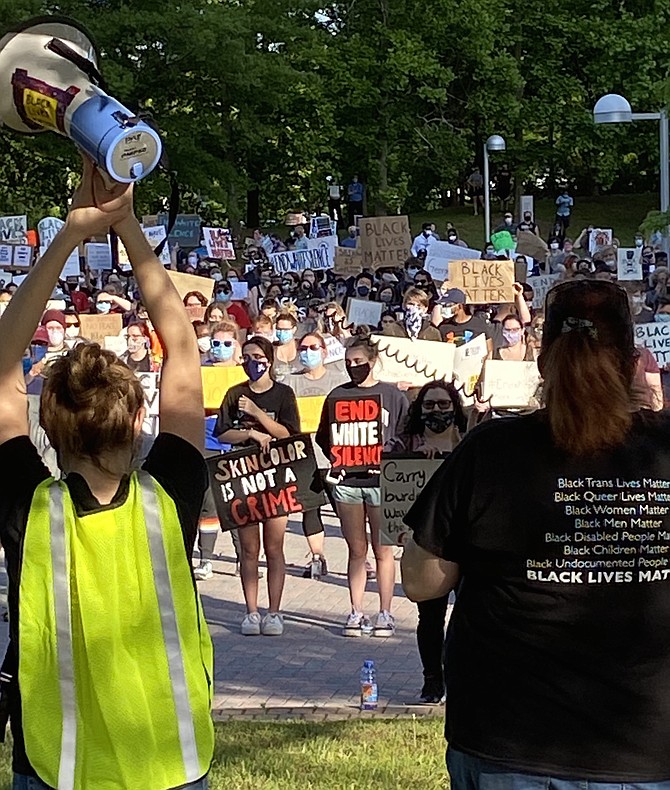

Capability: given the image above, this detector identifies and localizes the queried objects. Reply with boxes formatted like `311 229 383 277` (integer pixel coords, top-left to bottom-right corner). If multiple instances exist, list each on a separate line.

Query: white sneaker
193 561 213 581
261 613 284 636
373 610 395 638
342 611 365 637
241 612 262 636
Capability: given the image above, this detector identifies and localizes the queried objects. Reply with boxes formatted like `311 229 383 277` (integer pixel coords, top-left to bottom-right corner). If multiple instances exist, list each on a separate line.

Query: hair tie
561 317 598 339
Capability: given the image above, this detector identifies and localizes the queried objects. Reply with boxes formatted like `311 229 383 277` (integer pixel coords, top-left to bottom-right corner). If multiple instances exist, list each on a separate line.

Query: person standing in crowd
122 319 158 373
495 163 513 210
294 224 309 250
326 177 342 224
624 281 655 324
517 210 540 236
434 288 493 352
492 314 535 360
273 311 301 380
446 228 468 248
411 223 436 258
39 309 68 362
402 279 670 789
0 159 214 789
340 226 358 248
204 320 242 367
395 381 466 703
347 175 365 223
394 287 442 341
466 167 484 216
215 337 300 636
555 187 574 236
316 337 408 637
494 212 517 235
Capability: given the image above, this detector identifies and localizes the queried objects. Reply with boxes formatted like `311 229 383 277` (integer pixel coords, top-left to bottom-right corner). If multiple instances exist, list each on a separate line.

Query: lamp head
486 134 506 152
593 93 632 124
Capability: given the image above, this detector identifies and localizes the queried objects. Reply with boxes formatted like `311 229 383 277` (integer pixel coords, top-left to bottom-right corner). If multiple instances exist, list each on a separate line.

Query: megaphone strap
46 37 108 93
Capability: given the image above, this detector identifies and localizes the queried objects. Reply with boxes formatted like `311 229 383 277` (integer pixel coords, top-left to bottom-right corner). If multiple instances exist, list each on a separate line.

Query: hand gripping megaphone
0 17 163 183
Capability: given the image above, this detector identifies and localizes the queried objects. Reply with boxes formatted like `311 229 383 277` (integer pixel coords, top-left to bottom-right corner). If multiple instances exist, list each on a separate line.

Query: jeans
447 748 670 790
12 775 208 789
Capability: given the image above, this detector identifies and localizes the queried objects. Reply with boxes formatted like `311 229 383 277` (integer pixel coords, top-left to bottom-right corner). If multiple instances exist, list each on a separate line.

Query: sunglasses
212 339 234 348
298 344 323 352
423 400 452 410
66 322 80 328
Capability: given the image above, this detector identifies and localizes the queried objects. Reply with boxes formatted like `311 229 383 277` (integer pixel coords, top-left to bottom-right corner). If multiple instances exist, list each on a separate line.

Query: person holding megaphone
0 157 214 790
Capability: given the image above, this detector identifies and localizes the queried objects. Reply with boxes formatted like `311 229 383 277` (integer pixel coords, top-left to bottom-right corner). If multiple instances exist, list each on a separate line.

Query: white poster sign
85 242 113 272
635 322 670 366
12 245 33 268
203 227 235 260
453 333 489 402
347 298 383 328
0 215 27 243
37 216 65 248
231 281 249 301
268 236 337 273
617 248 643 281
142 225 171 265
589 228 613 255
480 360 541 409
372 334 456 386
425 241 481 283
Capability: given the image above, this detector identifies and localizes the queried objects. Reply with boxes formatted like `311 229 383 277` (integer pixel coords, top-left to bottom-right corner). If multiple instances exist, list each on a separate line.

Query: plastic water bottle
360 660 378 711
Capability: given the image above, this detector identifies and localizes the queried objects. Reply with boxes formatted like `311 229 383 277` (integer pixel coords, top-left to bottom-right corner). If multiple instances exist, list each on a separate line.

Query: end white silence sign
635 323 670 365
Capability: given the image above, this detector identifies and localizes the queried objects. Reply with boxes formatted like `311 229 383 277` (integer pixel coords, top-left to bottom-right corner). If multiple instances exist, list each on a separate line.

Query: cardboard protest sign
207 434 325 529
380 456 442 545
425 242 481 283
372 334 456 387
617 248 643 281
635 322 670 366
480 359 541 409
166 270 215 304
85 242 112 272
516 230 548 262
79 314 123 344
201 366 248 409
142 225 171 266
347 298 383 328
157 214 201 247
359 216 411 270
12 245 34 269
268 237 336 273
448 259 515 304
589 228 613 255
334 246 364 277
328 393 383 472
0 215 27 243
37 216 64 248
136 372 160 416
203 227 235 260
453 333 489 401
298 395 327 433
528 273 562 310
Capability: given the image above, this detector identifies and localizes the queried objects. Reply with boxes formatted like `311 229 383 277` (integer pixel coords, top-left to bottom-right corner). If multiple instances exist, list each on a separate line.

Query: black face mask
346 362 371 386
422 411 455 434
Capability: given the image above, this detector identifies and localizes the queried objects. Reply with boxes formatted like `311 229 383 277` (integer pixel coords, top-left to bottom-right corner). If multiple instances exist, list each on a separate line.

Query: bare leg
368 505 395 613
336 501 368 612
237 525 261 613
263 516 287 613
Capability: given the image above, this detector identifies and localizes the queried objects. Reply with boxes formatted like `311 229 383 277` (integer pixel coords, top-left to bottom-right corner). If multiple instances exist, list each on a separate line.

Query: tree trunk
246 187 260 229
376 138 388 215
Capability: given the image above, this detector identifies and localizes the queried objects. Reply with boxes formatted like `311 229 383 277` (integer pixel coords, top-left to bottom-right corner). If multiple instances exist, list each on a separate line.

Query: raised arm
114 214 204 452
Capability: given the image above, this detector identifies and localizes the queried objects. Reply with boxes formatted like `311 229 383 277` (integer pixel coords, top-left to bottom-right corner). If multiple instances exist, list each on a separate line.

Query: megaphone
0 17 163 183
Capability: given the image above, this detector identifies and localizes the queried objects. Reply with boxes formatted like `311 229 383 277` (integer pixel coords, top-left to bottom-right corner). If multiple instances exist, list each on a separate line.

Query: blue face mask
211 340 235 361
655 313 670 323
299 348 322 369
244 359 268 382
22 357 32 375
276 328 294 344
215 291 231 304
97 301 112 314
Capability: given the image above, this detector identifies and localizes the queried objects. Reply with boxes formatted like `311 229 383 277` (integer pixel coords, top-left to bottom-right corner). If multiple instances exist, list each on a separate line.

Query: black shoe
302 554 328 579
420 680 445 704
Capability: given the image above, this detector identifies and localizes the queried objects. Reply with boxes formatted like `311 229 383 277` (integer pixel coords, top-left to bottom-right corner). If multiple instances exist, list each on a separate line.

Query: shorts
331 485 381 507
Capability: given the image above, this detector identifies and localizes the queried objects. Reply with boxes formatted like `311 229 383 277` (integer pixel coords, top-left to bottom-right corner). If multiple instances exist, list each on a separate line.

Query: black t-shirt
438 315 491 344
0 432 208 778
633 308 655 324
406 411 670 780
122 352 152 373
214 381 300 440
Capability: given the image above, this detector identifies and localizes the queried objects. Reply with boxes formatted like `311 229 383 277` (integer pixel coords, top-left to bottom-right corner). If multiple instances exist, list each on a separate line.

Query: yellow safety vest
19 472 215 790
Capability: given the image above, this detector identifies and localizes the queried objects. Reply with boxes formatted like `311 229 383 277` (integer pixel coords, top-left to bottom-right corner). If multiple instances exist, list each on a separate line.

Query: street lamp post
484 134 506 242
593 93 669 252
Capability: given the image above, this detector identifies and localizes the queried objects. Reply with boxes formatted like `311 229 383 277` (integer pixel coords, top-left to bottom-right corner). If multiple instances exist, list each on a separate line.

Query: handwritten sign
207 435 325 529
142 225 171 265
380 456 442 545
0 215 27 243
328 394 382 472
480 359 541 409
359 216 411 270
589 228 613 255
85 242 112 272
324 334 346 364
204 227 236 260
372 334 455 386
346 298 383 328
37 216 64 248
166 270 214 303
79 314 123 344
453 333 488 402
157 214 201 247
136 372 160 416
269 237 336 273
635 322 670 366
12 245 34 269
448 259 515 304
425 242 481 283
334 246 364 277
617 248 643 281
528 273 562 310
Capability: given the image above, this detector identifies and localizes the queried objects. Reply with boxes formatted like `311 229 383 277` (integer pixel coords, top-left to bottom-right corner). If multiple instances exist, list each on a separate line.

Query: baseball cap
32 326 49 344
439 288 466 305
40 309 66 328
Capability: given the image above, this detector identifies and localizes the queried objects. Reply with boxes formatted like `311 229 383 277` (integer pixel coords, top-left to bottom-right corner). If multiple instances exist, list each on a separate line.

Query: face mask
448 235 457 243
212 341 235 361
276 328 294 344
22 357 32 376
655 313 670 323
405 304 424 319
485 247 495 257
97 302 112 314
188 255 198 267
47 328 64 347
299 348 322 369
215 291 231 303
356 285 370 297
423 230 432 238
65 325 79 339
346 361 372 386
441 305 454 319
504 217 512 225
197 337 212 353
127 337 146 353
422 411 455 434
244 359 268 381
380 291 393 303
211 272 223 282
550 242 559 250
407 267 418 278
502 328 523 345
336 285 348 298
635 238 644 247
524 215 531 222
228 275 239 282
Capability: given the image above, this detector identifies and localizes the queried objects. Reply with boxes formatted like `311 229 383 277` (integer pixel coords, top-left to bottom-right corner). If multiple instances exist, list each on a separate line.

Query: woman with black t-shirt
215 336 299 637
316 337 408 638
402 280 670 787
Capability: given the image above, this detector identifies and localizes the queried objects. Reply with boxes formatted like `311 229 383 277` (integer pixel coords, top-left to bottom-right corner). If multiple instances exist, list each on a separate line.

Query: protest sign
12 245 34 269
207 435 325 529
334 246 363 277
268 237 337 273
328 393 383 472
448 259 515 304
425 241 481 283
135 372 160 416
201 366 248 409
37 217 64 248
480 360 541 409
142 225 171 265
635 322 670 366
453 333 488 401
60 248 81 279
589 228 613 255
309 216 334 238
347 298 383 328
359 216 411 270
79 314 123 344
528 273 561 309
157 214 201 247
203 227 235 260
298 395 326 433
380 456 442 545
516 230 548 262
231 281 249 301
0 215 27 243
85 242 112 272
0 246 12 266
103 336 127 356
166 270 215 303
324 334 346 364
372 334 456 386
617 248 643 281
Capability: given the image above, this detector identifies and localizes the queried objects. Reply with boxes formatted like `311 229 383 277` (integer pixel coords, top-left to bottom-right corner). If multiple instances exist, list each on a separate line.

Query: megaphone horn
0 17 163 183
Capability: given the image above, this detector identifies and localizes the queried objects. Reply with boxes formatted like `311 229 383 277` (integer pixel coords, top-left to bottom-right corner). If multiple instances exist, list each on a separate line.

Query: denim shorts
447 748 670 790
331 485 381 507
12 775 209 790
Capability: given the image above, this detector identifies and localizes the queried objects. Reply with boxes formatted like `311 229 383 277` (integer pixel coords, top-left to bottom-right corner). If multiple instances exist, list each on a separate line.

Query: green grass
0 719 448 789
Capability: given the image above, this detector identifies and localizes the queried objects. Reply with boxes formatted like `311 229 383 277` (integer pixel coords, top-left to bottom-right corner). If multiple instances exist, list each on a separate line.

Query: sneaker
365 561 376 581
420 679 446 704
261 613 284 636
241 612 262 636
193 561 213 581
302 554 328 579
373 610 395 638
342 610 365 637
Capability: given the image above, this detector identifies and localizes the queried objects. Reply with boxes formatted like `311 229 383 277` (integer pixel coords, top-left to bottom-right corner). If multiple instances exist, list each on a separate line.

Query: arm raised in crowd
114 212 204 452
